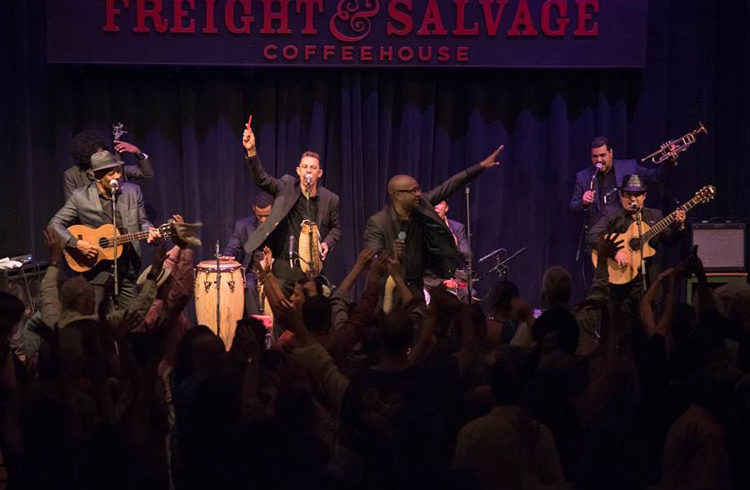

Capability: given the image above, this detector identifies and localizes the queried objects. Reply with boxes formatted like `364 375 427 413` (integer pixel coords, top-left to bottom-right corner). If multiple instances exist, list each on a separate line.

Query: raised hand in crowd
366 252 390 284
43 227 66 265
338 247 376 294
170 214 187 248
595 232 624 263
110 308 144 340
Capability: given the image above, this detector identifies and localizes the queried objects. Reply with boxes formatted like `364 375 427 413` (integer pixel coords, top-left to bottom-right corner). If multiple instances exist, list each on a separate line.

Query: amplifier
1 262 49 316
686 272 748 305
691 223 746 272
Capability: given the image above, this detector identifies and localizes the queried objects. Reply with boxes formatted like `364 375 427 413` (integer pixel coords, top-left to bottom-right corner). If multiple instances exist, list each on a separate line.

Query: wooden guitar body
591 220 657 285
63 221 173 273
64 223 123 272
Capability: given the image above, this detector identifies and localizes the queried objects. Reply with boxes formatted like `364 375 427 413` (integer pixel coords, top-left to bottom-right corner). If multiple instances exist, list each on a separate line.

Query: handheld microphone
109 179 120 192
288 235 295 267
588 163 603 192
396 231 406 257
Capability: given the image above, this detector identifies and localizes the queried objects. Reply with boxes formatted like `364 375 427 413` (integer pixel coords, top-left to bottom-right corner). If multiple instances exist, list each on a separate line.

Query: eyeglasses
396 187 421 194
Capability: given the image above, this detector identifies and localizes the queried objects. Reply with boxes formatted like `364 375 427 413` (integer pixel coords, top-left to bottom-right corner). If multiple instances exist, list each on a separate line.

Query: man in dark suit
364 145 504 297
63 130 154 201
49 150 162 309
433 200 471 263
586 174 685 312
570 136 666 234
240 125 341 293
426 200 473 300
222 193 273 315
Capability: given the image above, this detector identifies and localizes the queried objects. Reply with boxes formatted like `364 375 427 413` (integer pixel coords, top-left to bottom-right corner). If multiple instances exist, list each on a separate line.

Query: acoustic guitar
64 221 173 272
591 185 715 284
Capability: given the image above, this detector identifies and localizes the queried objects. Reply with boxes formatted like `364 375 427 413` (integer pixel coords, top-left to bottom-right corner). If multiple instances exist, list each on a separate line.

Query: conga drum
194 259 245 350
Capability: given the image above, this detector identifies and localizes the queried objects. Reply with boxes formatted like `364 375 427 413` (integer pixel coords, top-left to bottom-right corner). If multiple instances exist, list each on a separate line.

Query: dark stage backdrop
2 0 748 303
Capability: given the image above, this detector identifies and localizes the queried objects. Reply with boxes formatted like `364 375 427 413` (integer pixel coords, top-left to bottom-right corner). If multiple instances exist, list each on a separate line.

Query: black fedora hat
619 174 647 193
90 150 122 173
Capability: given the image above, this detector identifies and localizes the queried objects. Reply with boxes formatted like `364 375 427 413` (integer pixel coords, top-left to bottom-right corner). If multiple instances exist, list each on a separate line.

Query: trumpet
641 121 708 164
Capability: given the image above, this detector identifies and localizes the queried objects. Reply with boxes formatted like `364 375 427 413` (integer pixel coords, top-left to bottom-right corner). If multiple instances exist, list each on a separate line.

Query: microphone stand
111 186 120 309
464 186 473 304
304 176 315 276
635 210 647 291
576 169 600 291
215 240 221 339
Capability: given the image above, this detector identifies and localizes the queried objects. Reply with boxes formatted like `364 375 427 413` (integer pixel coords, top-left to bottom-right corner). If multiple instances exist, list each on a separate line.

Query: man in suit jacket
433 200 471 263
364 145 504 296
241 126 341 292
222 193 273 315
63 130 154 201
586 174 685 312
570 136 666 234
49 150 161 309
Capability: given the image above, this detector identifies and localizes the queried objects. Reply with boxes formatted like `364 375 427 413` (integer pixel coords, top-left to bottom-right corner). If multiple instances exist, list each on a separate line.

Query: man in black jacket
222 193 273 315
241 125 341 293
364 145 504 297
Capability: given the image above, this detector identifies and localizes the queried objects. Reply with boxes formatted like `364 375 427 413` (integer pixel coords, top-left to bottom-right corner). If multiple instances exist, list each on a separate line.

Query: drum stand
464 186 473 304
477 247 527 283
215 240 221 339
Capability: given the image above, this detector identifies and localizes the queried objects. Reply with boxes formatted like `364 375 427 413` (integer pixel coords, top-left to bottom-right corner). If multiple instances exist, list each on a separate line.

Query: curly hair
70 130 110 167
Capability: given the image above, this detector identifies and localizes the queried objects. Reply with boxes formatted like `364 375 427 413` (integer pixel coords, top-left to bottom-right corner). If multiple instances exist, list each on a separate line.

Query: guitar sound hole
99 237 110 249
628 238 641 252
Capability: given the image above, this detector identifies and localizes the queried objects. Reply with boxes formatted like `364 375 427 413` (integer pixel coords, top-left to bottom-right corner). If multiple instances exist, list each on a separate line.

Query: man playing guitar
586 174 686 309
49 150 162 309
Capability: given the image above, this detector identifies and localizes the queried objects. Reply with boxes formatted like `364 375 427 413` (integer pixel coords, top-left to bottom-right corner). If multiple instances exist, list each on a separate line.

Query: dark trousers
245 273 261 316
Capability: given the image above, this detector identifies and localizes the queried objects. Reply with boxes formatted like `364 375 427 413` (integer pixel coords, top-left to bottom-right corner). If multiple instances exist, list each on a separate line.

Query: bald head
387 174 418 196
388 174 422 215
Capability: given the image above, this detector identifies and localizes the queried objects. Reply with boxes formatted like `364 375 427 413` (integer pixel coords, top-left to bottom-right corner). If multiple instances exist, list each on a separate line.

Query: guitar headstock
112 122 127 141
693 185 716 204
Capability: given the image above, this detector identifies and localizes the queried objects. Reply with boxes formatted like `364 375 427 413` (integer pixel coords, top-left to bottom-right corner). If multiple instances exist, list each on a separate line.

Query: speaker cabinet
686 272 749 305
691 223 746 272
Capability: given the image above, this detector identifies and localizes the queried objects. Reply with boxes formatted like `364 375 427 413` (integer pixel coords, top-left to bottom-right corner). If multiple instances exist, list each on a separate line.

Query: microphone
288 234 295 268
629 201 639 211
109 179 120 193
588 163 603 192
304 173 312 194
396 231 406 258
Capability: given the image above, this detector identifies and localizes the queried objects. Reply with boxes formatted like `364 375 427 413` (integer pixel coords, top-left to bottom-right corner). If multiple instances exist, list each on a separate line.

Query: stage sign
47 0 648 68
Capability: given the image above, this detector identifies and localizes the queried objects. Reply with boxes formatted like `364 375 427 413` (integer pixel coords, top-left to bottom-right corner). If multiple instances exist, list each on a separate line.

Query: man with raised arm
240 124 341 294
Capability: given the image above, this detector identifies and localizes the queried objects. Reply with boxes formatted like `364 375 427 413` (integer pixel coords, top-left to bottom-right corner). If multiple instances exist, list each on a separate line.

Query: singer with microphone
240 123 341 294
364 144 504 299
48 150 162 309
570 136 666 235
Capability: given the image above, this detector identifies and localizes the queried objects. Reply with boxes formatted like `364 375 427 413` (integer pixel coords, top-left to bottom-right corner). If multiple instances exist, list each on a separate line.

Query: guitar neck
641 197 700 242
114 227 169 246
